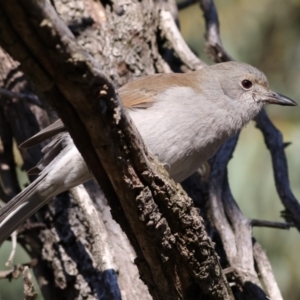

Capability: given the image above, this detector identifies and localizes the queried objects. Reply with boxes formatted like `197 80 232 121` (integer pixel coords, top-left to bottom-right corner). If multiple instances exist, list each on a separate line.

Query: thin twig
159 10 206 70
199 0 232 62
251 219 292 230
0 87 43 108
17 222 47 234
5 231 17 266
0 259 38 280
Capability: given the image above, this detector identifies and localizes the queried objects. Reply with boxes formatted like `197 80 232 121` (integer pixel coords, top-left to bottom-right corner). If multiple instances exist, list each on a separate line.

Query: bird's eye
241 79 253 89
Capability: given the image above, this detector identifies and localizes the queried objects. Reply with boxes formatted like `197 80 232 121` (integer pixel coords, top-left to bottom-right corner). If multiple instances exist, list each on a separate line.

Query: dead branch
0 259 38 280
253 240 283 300
255 109 300 231
70 184 120 290
23 266 37 300
250 219 292 229
17 222 47 235
5 231 17 266
0 87 43 107
199 0 233 62
209 135 282 299
159 10 205 70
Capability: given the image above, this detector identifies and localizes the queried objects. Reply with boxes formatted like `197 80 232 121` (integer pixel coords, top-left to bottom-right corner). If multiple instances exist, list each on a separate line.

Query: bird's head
210 61 297 113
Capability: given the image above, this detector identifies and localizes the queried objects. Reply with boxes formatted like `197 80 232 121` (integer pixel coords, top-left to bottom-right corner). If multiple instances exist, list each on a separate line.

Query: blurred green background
1 0 300 299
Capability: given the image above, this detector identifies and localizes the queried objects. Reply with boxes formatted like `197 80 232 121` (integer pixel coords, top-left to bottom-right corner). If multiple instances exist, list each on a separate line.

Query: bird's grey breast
128 86 232 182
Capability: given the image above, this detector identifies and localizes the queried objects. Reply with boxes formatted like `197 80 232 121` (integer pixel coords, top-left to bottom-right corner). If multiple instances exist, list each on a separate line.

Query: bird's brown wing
119 72 201 109
19 72 201 148
19 119 65 149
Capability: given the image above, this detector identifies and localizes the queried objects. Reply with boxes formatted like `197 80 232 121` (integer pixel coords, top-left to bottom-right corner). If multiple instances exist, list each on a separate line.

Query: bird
0 61 296 244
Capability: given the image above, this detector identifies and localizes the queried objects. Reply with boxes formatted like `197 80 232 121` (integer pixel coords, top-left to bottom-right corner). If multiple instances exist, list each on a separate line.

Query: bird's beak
255 91 297 106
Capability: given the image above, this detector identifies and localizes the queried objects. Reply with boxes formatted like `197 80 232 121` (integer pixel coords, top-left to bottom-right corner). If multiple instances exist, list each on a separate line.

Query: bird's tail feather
0 174 50 244
0 132 92 244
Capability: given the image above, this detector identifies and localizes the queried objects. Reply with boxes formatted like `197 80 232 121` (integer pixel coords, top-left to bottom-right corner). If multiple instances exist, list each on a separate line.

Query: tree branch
209 134 279 299
0 259 38 280
159 10 205 70
0 87 43 107
253 240 283 300
23 266 37 300
255 109 300 231
199 0 233 62
250 219 292 229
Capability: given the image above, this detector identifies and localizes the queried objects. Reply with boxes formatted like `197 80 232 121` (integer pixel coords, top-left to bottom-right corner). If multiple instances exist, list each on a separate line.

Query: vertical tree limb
255 110 300 230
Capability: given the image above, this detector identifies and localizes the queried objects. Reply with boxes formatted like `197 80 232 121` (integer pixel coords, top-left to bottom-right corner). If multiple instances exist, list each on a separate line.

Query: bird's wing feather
120 72 201 108
19 119 66 149
19 72 201 148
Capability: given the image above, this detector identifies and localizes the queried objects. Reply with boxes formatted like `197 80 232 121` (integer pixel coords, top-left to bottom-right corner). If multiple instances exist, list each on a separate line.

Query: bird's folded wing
119 72 201 109
19 72 200 148
19 119 66 149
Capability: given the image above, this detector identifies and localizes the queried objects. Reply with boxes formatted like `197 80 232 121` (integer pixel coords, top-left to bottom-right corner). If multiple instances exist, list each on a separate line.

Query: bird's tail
0 175 51 244
0 131 92 244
